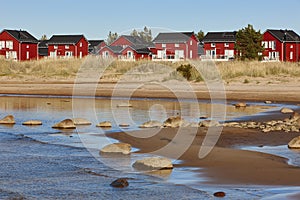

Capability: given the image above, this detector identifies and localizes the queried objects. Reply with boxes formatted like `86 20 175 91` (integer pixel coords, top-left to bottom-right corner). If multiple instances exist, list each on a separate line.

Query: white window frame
0 41 5 49
290 51 294 60
291 45 294 49
162 43 166 48
54 45 58 49
6 41 13 49
211 43 216 47
175 43 179 48
190 40 193 45
190 50 193 59
65 45 69 49
26 52 30 60
262 41 268 49
79 42 83 47
224 43 229 47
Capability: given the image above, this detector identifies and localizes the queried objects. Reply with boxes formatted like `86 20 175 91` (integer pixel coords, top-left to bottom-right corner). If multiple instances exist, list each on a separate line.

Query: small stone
96 121 112 128
100 143 131 155
234 102 247 108
214 191 226 198
281 108 294 114
288 136 300 149
117 103 132 108
139 121 162 128
0 115 15 124
163 116 185 128
52 119 76 129
199 120 220 128
22 120 42 126
119 124 130 127
264 101 272 104
110 178 129 188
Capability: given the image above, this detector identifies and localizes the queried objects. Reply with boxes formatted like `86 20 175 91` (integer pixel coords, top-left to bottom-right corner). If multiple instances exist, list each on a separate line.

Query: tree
40 34 48 40
196 30 205 41
130 26 153 43
106 31 118 45
235 24 264 61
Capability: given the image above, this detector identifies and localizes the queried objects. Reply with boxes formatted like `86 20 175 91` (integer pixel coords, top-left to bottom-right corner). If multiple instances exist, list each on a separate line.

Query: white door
79 51 82 59
157 50 166 59
175 50 184 59
26 52 30 60
225 50 234 58
190 50 193 59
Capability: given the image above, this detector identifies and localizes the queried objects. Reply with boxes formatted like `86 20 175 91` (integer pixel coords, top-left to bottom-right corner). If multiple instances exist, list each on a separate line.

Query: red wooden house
202 31 237 60
48 35 89 59
152 32 199 60
262 29 300 62
0 29 38 61
99 35 152 60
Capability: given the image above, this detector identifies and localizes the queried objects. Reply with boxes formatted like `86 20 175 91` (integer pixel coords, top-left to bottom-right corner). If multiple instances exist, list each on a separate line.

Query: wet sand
109 127 300 186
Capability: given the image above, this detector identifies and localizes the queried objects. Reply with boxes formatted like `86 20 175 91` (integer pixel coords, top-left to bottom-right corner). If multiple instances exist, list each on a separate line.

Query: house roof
152 32 196 43
48 35 86 44
122 45 151 54
266 29 300 42
3 29 38 43
202 31 237 43
88 40 104 47
38 40 48 56
113 35 154 47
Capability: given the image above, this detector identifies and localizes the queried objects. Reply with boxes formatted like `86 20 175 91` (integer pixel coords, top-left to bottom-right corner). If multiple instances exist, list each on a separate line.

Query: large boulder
96 121 112 128
22 120 42 126
72 118 92 125
0 115 15 124
281 107 294 114
163 116 187 128
133 157 173 171
288 136 300 149
100 143 131 155
52 119 76 129
139 120 162 128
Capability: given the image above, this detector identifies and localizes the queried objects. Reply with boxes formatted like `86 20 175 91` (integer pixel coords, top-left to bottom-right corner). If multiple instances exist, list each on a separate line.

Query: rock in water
110 178 129 188
163 116 184 128
96 121 112 128
0 115 15 124
100 143 131 155
281 107 294 114
199 120 220 127
72 118 92 125
264 100 272 104
52 119 76 129
288 136 300 149
117 103 132 108
139 120 162 128
22 120 42 125
133 157 173 171
234 102 247 108
214 191 226 198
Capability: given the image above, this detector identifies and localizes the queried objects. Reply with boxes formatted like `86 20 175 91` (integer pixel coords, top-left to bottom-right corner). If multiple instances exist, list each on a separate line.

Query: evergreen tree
235 24 264 60
196 30 205 41
40 34 48 40
130 26 153 42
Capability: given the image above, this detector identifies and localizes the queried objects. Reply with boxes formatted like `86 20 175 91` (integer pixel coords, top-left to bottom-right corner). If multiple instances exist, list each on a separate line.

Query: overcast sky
1 0 300 40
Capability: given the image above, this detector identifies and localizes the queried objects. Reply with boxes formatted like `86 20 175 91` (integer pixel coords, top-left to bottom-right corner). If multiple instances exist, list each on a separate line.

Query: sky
1 0 300 40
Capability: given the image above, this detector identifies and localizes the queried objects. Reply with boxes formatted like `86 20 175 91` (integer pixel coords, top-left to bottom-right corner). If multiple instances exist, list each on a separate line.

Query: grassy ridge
0 56 300 82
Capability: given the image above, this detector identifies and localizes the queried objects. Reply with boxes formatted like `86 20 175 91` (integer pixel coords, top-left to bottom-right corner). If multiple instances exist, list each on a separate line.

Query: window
291 45 294 49
290 52 294 60
54 45 58 49
269 41 276 50
162 44 166 48
224 43 229 47
175 43 179 48
190 50 193 58
26 52 30 60
211 43 216 47
26 45 29 49
0 41 5 49
190 40 193 45
262 41 268 49
6 41 13 49
65 45 69 49
65 51 73 57
79 42 83 47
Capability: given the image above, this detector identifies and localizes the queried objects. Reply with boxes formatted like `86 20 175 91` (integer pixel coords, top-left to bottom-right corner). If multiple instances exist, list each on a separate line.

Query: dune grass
0 56 300 83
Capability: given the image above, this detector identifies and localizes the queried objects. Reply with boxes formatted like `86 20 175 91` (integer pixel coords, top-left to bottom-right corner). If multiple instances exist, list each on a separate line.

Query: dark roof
48 35 86 44
266 29 300 42
88 40 104 47
106 46 123 54
202 31 237 43
3 29 38 43
38 40 48 56
124 45 151 54
153 32 196 43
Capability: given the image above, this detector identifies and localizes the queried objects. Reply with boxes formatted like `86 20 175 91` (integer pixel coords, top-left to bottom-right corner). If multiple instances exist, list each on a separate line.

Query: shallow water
0 95 299 199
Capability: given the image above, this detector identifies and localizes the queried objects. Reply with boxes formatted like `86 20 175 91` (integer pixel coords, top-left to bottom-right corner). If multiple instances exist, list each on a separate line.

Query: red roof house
151 32 199 60
202 31 237 60
99 35 152 60
0 29 38 61
262 29 300 62
47 35 89 59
